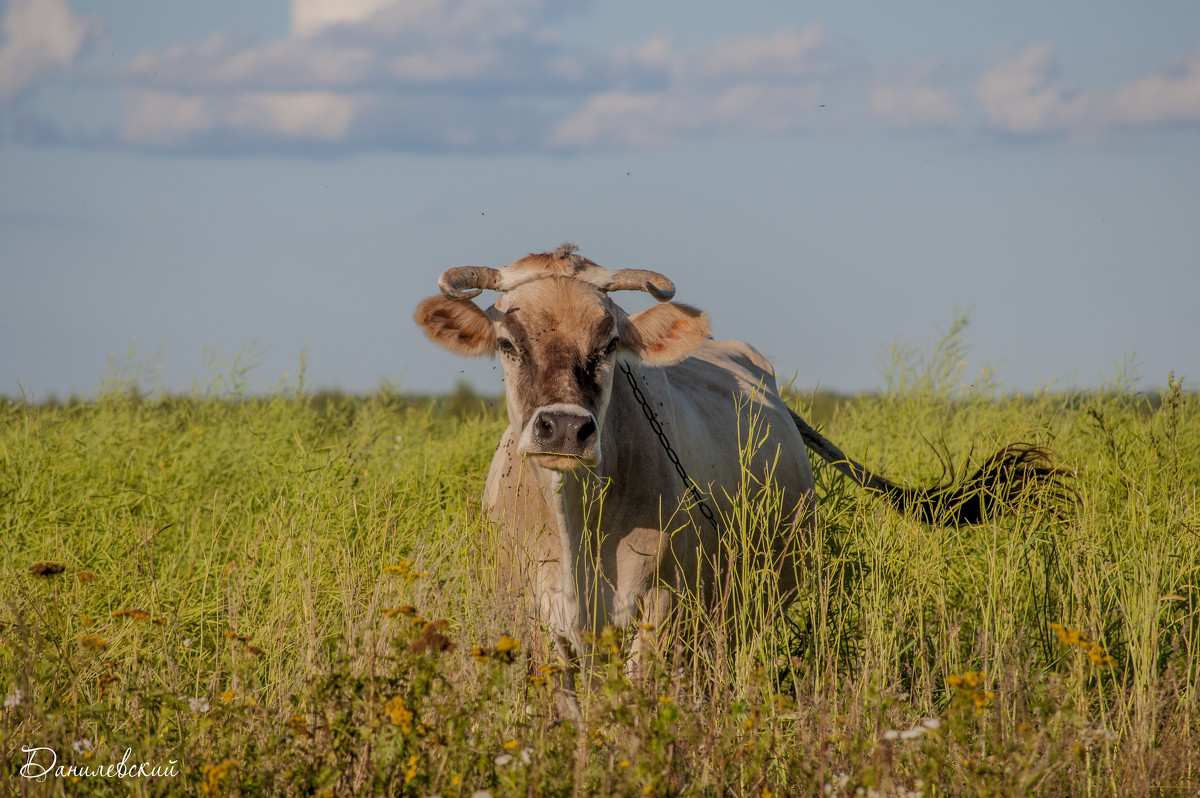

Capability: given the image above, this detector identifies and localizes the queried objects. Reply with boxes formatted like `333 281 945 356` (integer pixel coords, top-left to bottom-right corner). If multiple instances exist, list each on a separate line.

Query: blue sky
2 0 1197 399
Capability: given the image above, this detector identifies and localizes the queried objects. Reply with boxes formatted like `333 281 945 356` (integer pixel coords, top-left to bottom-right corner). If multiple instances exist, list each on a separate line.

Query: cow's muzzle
519 404 600 469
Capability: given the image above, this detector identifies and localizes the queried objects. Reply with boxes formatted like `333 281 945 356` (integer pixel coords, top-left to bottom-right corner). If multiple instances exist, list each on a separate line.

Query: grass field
1 340 1197 796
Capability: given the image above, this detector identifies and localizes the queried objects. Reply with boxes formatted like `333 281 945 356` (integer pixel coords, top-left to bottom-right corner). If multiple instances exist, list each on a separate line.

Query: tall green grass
1 339 1196 796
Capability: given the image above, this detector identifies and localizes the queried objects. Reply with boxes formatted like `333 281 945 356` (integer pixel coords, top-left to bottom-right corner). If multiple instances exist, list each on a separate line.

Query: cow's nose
532 409 597 455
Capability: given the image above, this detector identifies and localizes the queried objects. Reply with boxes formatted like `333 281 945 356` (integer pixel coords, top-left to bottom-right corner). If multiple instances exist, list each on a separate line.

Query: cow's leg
552 634 583 720
627 586 673 682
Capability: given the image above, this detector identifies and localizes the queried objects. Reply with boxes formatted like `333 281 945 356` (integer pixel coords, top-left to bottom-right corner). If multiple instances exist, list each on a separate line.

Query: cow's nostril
577 418 597 444
535 415 555 442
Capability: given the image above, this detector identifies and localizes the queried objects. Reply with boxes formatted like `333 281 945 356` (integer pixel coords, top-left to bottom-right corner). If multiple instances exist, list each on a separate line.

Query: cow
414 243 1067 712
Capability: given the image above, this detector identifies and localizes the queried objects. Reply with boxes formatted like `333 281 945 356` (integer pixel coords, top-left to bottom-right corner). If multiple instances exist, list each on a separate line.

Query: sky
1 0 1197 400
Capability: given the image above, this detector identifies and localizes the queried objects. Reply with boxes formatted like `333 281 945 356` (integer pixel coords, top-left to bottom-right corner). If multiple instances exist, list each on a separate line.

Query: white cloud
548 90 668 148
0 0 101 103
974 43 1200 140
974 44 1097 136
870 62 960 129
119 31 502 91
290 0 565 45
547 23 832 149
1109 48 1200 127
547 83 825 149
120 90 367 148
291 0 395 38
693 25 827 81
12 0 1200 154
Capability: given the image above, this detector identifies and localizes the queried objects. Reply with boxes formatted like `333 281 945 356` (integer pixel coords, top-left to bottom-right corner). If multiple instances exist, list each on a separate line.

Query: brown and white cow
415 243 1067 708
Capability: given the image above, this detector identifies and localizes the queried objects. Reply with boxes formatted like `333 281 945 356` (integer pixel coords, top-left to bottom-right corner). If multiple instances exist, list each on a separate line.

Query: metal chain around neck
618 362 721 533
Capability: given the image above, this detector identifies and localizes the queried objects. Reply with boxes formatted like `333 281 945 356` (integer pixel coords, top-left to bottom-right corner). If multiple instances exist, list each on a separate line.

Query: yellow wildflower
948 671 993 712
384 695 413 733
383 562 412 575
973 690 996 709
1050 622 1117 667
287 715 309 737
76 634 108 651
1085 644 1117 667
404 754 419 785
947 670 985 689
494 635 521 663
201 759 237 796
220 690 237 703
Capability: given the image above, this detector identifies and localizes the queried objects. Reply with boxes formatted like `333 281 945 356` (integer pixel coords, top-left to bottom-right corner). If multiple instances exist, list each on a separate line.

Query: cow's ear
624 303 711 366
414 296 496 357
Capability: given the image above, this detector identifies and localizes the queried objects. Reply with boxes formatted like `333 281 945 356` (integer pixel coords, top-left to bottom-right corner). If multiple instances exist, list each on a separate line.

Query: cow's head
415 244 710 471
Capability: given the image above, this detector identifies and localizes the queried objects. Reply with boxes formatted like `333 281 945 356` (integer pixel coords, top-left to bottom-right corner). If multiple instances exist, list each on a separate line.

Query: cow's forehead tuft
496 277 615 338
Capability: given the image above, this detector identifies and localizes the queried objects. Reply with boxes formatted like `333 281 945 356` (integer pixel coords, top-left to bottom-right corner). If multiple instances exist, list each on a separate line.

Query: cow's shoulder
670 338 780 396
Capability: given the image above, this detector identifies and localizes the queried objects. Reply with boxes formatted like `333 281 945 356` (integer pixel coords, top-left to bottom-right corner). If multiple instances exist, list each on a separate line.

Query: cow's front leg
627 586 673 683
551 633 583 720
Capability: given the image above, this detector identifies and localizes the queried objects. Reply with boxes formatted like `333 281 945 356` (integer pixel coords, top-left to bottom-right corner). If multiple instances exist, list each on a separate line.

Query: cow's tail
788 410 1076 525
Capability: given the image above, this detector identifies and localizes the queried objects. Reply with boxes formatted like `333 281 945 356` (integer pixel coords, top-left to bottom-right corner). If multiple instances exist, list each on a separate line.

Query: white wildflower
494 754 513 767
188 696 211 713
3 690 22 708
73 738 94 754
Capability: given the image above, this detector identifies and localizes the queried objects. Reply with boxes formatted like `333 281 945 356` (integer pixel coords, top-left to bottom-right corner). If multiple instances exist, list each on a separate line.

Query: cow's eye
497 339 518 358
601 338 619 357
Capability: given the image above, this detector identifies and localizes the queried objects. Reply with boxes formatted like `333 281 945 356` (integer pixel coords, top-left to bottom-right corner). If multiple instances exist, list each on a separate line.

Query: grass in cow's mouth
1 350 1197 795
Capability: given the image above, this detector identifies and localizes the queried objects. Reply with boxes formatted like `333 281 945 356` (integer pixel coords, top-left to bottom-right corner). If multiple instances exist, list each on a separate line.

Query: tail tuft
790 409 1078 526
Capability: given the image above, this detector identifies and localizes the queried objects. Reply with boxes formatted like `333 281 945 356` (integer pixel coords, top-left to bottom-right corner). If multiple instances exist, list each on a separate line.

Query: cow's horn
437 266 504 300
597 268 676 302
